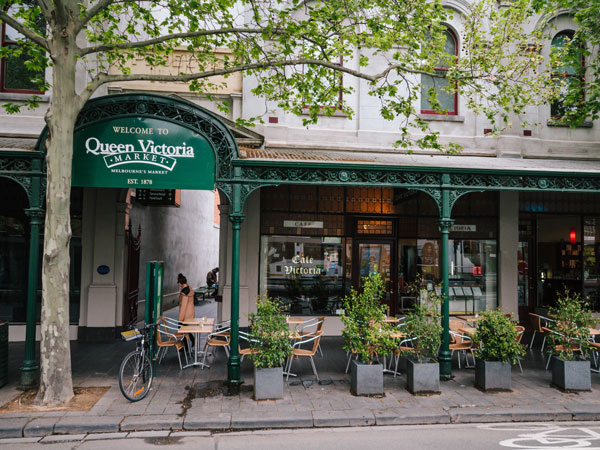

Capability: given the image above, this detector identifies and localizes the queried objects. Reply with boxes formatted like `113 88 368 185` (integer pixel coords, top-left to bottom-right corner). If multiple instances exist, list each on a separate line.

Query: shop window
346 187 394 214
550 30 584 119
536 215 582 308
259 235 345 315
584 218 600 311
301 50 344 111
448 239 497 314
1 1 46 93
420 29 458 115
356 219 393 235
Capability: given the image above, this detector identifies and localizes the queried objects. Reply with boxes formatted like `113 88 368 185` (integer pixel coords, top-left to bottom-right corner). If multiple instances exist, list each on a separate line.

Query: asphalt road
8 422 600 449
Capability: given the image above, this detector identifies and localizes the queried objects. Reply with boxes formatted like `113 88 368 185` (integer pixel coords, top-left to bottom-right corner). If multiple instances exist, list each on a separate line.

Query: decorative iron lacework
231 163 600 214
237 165 600 193
0 152 44 205
69 93 240 180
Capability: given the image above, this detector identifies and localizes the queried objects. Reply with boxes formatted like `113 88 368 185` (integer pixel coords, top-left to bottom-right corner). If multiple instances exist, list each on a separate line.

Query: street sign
73 117 215 190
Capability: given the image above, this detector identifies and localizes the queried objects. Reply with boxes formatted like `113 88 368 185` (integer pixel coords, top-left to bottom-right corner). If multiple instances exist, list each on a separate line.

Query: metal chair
542 326 582 370
285 331 323 381
201 326 230 367
515 325 525 372
449 330 473 369
156 323 187 370
238 330 259 362
297 317 325 356
529 313 556 352
389 337 417 378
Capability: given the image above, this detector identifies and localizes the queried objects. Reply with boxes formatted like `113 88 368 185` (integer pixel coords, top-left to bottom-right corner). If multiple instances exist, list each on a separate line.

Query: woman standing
177 273 195 322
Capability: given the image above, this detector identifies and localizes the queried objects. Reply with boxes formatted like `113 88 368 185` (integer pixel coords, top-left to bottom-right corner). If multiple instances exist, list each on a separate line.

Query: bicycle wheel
118 350 153 402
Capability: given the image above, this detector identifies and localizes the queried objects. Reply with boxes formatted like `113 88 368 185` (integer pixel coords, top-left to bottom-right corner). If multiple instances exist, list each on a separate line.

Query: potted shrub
473 309 525 391
341 271 396 396
248 296 293 400
546 290 594 391
401 285 442 394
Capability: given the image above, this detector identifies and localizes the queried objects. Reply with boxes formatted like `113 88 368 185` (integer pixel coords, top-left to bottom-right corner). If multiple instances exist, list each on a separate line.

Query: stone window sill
301 107 347 117
547 119 593 128
0 92 50 102
418 113 465 122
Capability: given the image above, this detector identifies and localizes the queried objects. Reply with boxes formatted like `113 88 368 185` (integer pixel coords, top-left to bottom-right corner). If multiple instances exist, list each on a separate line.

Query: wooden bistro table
179 320 215 369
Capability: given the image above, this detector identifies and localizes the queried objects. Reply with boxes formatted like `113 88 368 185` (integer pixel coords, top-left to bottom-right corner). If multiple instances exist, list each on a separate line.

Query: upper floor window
420 29 458 115
1 2 46 93
550 30 584 119
302 56 344 111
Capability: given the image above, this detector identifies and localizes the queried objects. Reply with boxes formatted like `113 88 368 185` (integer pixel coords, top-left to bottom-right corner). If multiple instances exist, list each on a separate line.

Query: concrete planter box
551 357 591 391
351 360 383 396
475 358 512 391
406 359 440 394
254 366 283 400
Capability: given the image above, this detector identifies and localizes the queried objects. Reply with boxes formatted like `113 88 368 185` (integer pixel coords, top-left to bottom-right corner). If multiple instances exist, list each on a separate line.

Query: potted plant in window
341 271 396 396
546 290 594 391
401 283 442 394
248 296 293 400
473 309 526 391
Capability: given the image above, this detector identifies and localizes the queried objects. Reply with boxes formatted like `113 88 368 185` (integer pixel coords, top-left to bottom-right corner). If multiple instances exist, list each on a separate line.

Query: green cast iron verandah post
20 158 43 389
227 175 244 386
438 174 454 381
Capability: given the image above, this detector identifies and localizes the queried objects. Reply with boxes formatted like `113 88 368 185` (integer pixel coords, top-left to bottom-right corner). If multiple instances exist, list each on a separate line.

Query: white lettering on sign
450 224 477 232
283 220 324 229
85 137 194 158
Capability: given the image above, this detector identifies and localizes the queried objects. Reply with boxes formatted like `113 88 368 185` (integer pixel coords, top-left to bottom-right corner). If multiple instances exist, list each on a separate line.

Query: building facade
214 3 600 337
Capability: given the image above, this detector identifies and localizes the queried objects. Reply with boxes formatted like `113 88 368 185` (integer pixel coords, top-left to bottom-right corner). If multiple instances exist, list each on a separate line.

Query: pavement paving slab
313 409 375 427
23 417 58 437
373 407 450 426
120 414 183 431
0 417 29 438
54 415 123 434
40 433 87 442
231 410 313 429
184 412 231 430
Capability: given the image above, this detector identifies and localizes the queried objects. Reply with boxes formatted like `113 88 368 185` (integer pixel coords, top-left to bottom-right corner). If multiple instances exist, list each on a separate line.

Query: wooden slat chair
449 320 473 369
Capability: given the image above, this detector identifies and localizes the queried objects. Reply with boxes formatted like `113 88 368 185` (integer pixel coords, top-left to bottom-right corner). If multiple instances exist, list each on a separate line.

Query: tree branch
84 58 447 96
80 27 271 56
0 10 49 51
76 0 125 32
34 0 53 23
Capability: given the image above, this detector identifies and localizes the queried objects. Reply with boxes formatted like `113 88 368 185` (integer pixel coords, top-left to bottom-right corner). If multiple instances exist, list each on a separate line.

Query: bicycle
118 323 157 402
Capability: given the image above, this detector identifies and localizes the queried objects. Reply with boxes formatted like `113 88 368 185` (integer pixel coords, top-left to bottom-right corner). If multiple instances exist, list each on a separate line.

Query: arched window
550 30 584 119
420 29 458 115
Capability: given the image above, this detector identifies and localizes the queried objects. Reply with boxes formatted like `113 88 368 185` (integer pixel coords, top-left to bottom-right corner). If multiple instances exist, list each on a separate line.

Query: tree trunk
36 5 80 405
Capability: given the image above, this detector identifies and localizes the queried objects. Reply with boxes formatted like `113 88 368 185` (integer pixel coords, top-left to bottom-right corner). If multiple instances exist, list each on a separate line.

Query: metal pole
438 174 455 381
20 207 43 389
227 180 244 386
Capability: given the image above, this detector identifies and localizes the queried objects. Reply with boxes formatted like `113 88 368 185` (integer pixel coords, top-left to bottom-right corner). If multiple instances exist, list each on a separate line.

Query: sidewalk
2 303 600 440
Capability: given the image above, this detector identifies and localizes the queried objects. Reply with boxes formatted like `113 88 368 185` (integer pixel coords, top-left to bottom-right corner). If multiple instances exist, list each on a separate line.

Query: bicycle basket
121 329 142 341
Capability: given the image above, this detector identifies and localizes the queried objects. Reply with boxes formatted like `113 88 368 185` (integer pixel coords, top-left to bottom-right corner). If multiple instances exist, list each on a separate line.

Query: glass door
353 240 395 315
517 219 535 325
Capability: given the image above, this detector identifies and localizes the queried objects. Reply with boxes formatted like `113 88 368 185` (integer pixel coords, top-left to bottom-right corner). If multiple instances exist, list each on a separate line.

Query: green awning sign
72 117 215 190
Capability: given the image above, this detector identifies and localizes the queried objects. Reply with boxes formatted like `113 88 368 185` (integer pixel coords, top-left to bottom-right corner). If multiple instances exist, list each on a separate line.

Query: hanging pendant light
570 227 576 245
